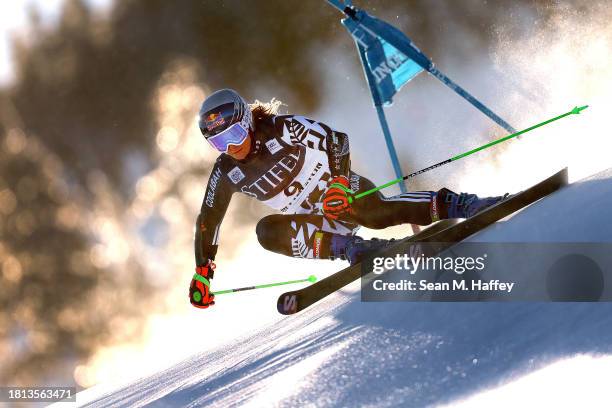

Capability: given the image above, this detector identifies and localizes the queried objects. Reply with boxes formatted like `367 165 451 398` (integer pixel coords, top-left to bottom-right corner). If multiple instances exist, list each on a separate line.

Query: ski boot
344 237 396 265
442 190 510 219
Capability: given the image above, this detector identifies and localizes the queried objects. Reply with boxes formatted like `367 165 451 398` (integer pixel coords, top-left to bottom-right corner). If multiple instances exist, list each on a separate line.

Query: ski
277 168 568 315
276 218 459 315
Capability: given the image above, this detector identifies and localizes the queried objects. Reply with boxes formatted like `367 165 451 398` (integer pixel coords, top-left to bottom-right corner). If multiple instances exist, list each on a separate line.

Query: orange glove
322 176 354 219
189 261 215 309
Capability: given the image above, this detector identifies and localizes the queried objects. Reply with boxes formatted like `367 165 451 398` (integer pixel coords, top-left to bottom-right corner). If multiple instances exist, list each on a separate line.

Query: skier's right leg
255 213 358 261
255 213 395 265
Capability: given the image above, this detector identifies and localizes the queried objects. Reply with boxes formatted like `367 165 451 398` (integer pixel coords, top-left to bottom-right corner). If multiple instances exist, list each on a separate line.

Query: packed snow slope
63 168 612 407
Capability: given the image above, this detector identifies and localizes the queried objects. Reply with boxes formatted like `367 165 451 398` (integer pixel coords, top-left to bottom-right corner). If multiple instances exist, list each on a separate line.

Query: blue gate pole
356 43 407 194
373 103 407 194
428 67 517 133
356 43 421 233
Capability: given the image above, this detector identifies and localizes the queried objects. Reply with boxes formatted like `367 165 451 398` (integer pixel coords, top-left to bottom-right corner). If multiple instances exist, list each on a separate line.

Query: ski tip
572 105 588 114
277 292 298 315
559 167 569 185
308 275 317 283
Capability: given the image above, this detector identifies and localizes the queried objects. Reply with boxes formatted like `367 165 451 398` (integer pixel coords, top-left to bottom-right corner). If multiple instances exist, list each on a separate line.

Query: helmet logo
205 112 226 132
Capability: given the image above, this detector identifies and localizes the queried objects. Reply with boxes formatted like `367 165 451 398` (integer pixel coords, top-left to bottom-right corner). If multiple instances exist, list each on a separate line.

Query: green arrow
212 275 317 296
350 105 588 202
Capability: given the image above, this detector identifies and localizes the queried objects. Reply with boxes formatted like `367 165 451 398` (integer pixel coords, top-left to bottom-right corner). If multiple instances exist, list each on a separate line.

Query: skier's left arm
276 115 353 217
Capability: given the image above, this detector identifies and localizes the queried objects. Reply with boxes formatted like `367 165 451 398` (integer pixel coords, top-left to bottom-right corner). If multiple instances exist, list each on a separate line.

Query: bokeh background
1 0 610 390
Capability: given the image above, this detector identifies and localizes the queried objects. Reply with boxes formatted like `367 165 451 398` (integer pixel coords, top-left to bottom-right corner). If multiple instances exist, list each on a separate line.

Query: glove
322 176 354 219
189 261 215 309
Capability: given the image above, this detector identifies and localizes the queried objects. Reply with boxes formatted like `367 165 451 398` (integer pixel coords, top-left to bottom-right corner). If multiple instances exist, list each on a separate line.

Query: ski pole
349 105 588 202
212 275 317 296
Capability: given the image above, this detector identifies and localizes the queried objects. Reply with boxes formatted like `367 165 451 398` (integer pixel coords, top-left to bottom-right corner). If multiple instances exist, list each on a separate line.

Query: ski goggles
205 122 249 152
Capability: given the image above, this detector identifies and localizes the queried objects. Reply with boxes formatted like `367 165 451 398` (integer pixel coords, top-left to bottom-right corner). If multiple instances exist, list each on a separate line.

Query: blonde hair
250 98 285 122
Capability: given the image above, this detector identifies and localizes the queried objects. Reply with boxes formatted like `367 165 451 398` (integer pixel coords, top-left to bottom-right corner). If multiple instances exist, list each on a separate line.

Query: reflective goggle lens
206 122 248 152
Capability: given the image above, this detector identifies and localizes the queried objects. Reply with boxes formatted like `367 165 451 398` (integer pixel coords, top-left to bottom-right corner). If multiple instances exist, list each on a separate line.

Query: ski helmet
198 89 253 152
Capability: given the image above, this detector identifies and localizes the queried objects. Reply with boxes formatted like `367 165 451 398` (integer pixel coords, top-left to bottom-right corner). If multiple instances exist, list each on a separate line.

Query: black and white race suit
195 114 438 265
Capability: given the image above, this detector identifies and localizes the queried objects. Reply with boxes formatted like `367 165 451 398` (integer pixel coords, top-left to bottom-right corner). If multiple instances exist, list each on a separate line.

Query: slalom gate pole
349 105 588 203
212 275 317 296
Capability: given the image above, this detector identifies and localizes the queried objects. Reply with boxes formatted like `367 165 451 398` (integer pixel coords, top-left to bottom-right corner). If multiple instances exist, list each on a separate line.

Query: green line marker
212 275 317 296
350 105 588 202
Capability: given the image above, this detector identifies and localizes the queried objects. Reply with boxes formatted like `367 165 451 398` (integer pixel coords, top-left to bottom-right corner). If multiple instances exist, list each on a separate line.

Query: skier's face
227 131 252 160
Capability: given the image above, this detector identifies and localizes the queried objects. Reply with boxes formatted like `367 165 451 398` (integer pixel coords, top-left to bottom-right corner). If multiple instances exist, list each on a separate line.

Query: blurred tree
0 113 152 386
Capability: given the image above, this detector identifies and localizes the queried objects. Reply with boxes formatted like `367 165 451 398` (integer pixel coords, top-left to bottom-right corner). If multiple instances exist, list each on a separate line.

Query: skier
189 89 505 308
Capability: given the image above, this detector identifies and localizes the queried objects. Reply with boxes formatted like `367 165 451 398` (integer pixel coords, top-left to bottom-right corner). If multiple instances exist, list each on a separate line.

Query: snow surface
56 168 612 407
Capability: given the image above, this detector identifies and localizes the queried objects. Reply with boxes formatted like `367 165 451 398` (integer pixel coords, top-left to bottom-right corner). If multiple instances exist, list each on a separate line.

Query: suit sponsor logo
350 174 360 192
228 166 246 184
313 231 323 259
431 193 439 222
205 167 223 207
329 132 349 173
241 149 304 199
265 138 282 155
